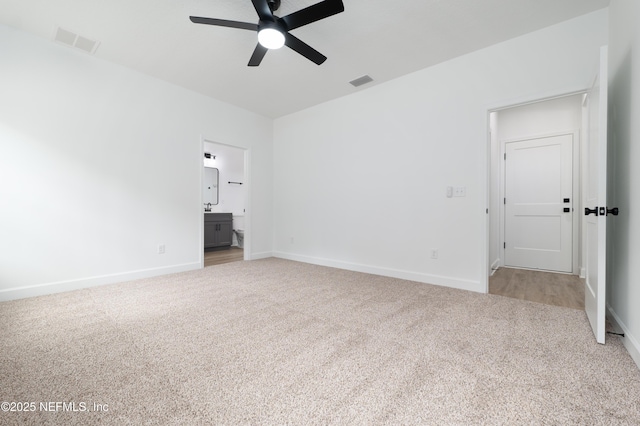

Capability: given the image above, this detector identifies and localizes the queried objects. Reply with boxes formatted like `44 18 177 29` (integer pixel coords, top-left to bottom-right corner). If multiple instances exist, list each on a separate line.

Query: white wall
493 94 584 273
496 95 583 141
607 0 640 368
273 10 608 292
0 24 273 300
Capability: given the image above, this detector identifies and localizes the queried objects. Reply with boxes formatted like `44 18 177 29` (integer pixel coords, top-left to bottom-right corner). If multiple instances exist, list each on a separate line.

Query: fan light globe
258 28 285 49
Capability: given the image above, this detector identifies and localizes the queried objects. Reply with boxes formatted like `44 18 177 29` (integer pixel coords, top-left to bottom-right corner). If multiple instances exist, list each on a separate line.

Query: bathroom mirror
203 167 219 208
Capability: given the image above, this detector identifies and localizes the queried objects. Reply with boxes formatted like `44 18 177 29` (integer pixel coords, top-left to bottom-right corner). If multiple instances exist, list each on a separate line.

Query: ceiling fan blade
284 33 326 65
251 0 274 22
248 44 269 66
190 16 258 31
281 0 344 31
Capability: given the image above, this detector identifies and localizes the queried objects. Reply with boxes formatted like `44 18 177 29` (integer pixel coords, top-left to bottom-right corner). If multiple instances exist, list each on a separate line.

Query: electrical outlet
431 249 438 259
158 244 165 254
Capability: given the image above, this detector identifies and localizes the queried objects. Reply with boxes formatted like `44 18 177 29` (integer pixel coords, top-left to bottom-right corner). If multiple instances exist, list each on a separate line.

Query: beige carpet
1 258 639 425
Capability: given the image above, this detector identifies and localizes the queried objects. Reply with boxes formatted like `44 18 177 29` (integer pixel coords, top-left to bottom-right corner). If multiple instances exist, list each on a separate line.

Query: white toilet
234 229 244 248
233 215 244 248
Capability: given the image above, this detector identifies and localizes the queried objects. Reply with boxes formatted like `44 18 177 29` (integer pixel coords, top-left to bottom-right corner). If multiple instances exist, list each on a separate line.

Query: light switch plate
454 186 466 197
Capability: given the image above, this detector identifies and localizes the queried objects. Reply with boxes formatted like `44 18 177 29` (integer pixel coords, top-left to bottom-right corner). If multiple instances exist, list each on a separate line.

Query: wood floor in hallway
489 267 584 310
204 247 244 267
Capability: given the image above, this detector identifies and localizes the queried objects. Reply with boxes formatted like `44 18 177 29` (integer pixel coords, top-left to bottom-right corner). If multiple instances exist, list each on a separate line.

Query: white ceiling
0 0 609 118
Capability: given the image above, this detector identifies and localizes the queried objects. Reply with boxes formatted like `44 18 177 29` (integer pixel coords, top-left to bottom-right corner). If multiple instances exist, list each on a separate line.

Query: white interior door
504 134 573 272
584 46 609 345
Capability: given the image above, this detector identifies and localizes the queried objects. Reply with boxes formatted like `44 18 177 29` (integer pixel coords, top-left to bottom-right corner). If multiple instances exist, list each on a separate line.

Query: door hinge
503 242 506 249
504 198 506 205
486 208 489 214
504 153 506 160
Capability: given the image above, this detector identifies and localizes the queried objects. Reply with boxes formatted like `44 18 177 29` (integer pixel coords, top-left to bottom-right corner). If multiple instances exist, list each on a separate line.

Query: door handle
607 207 619 216
563 208 571 213
585 207 598 216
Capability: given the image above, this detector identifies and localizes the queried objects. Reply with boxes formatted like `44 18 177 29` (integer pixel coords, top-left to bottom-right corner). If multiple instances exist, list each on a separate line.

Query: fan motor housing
259 19 284 32
268 0 281 12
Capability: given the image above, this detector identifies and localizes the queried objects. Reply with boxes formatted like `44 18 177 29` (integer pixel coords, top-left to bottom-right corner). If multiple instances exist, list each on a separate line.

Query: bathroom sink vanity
204 213 233 249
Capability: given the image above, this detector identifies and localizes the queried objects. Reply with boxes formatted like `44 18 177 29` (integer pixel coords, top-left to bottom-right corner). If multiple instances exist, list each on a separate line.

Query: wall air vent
349 75 374 87
53 26 100 55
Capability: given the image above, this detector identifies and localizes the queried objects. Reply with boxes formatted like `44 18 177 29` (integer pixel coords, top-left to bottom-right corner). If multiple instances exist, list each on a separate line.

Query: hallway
489 268 584 310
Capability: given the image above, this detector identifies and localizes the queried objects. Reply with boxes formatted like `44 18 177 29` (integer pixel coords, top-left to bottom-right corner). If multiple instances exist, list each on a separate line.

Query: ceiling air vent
349 75 374 87
53 26 100 55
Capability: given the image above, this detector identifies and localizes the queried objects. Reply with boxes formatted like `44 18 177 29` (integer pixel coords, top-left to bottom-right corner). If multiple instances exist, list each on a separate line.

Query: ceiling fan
189 0 345 66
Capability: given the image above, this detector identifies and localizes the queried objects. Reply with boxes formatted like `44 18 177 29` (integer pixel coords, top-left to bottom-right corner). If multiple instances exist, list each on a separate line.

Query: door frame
483 90 589 292
499 130 581 274
199 136 251 267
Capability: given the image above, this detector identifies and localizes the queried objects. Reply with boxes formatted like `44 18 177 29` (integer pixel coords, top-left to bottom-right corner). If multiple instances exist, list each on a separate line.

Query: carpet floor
1 258 639 425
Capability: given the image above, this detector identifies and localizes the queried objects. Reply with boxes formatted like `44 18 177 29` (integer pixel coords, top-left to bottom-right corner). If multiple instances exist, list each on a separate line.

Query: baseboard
249 251 273 260
0 262 202 302
490 258 500 274
273 252 481 293
607 304 640 371
579 267 586 279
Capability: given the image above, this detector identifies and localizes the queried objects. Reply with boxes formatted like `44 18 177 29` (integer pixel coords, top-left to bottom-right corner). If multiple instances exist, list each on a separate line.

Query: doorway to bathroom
201 139 248 265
